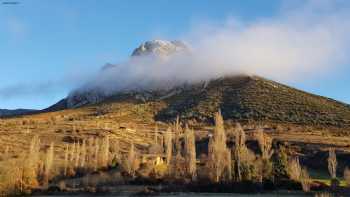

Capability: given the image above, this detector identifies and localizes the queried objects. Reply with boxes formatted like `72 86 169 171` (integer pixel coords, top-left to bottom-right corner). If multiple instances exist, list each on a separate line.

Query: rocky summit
131 40 188 57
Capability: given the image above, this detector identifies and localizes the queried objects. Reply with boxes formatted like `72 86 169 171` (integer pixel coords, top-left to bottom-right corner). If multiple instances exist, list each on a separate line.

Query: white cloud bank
80 0 350 96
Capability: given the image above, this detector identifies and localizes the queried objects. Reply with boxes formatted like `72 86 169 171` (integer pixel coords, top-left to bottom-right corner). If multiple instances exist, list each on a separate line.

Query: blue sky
0 0 349 109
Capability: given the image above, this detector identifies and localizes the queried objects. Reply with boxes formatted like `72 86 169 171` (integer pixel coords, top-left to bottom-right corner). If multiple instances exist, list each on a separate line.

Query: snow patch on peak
131 40 188 57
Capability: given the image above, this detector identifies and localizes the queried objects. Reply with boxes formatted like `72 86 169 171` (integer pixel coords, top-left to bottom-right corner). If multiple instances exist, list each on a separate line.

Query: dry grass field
1 101 350 165
1 100 350 196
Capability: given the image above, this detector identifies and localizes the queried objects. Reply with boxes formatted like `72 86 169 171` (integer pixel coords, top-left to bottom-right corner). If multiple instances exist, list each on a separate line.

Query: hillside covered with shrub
154 75 350 128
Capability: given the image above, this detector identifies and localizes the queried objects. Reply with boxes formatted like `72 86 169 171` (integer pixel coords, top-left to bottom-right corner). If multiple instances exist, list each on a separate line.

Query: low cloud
0 70 90 100
80 0 350 96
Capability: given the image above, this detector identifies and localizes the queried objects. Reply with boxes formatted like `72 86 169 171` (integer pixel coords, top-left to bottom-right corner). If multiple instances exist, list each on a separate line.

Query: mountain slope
46 75 350 128
0 109 37 117
154 75 350 127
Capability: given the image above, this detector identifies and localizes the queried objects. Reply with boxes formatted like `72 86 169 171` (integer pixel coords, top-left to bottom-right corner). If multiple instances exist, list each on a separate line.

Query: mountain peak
131 40 188 57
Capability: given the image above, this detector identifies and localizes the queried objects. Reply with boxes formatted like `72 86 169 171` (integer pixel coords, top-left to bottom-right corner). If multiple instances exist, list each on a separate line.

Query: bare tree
80 140 86 168
287 156 310 191
125 143 139 177
184 125 197 180
43 143 54 188
94 138 100 171
69 142 75 163
100 136 110 168
256 127 274 180
64 144 69 176
328 148 337 179
111 139 120 165
87 137 94 170
66 142 75 176
154 124 158 145
164 127 173 165
256 127 273 160
174 116 182 157
74 141 81 168
23 135 41 188
300 167 311 192
288 156 302 181
207 111 231 182
234 123 249 181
